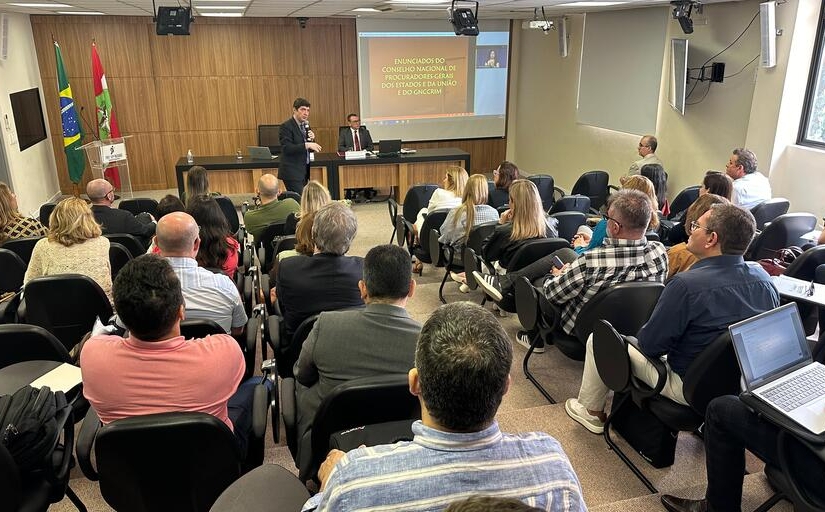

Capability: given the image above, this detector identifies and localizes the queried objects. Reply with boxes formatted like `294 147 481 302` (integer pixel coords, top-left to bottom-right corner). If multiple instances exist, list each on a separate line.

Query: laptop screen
379 139 402 153
729 303 811 390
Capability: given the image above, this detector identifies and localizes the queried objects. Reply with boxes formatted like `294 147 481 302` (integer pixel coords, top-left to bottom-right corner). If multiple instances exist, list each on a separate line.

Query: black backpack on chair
0 385 68 475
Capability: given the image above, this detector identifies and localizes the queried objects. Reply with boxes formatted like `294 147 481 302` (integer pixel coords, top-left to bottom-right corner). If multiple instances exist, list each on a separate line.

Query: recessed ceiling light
195 5 245 9
199 11 243 16
353 7 380 12
8 3 72 7
57 10 103 14
554 1 626 6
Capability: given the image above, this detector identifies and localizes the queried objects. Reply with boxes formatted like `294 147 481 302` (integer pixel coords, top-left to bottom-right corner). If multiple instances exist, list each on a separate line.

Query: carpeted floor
50 197 792 511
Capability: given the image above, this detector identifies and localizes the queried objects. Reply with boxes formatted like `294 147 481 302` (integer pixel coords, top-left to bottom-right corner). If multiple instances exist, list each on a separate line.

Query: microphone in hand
305 122 316 142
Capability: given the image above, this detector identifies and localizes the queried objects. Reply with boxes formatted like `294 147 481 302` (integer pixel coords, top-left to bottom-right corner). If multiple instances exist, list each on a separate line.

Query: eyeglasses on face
690 220 713 234
602 213 622 230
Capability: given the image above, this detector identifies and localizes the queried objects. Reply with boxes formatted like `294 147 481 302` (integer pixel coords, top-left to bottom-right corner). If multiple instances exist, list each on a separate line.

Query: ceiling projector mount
448 0 479 36
671 0 703 34
525 7 554 34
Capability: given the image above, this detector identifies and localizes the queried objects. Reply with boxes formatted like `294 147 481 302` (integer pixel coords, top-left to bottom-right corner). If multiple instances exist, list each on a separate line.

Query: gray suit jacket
293 303 420 451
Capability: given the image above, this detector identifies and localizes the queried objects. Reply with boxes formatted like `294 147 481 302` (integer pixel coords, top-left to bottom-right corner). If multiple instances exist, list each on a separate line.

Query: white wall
0 11 59 216
507 0 825 219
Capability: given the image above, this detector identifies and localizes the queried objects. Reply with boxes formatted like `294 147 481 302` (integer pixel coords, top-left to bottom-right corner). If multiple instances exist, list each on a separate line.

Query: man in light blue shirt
303 302 586 512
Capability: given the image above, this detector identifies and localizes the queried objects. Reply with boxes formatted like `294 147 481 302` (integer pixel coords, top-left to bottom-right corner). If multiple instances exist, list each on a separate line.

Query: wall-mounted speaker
0 13 9 61
156 6 192 36
760 1 776 68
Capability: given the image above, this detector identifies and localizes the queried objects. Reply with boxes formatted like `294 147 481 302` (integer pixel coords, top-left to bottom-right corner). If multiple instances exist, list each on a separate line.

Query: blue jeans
228 377 260 456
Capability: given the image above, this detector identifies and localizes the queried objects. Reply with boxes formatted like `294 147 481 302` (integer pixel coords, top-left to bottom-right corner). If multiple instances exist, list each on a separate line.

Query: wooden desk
174 148 471 200
772 275 825 307
0 360 82 395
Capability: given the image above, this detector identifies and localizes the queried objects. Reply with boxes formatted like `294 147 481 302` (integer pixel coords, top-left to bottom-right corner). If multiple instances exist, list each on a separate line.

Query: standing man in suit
337 113 373 152
279 97 322 195
87 178 156 249
293 244 420 477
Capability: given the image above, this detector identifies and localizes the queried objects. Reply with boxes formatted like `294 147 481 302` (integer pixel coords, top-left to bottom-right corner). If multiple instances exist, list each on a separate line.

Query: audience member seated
412 166 468 238
572 175 660 255
273 180 331 270
481 179 558 272
0 181 47 243
624 135 663 180
183 165 219 207
477 189 667 352
155 212 247 335
244 173 300 244
700 171 734 201
661 395 813 512
640 163 669 216
293 244 421 475
303 302 585 511
565 203 779 434
80 254 256 453
667 194 729 278
87 178 155 249
24 197 113 305
726 147 771 209
276 202 364 343
186 195 240 277
488 160 520 209
438 174 499 291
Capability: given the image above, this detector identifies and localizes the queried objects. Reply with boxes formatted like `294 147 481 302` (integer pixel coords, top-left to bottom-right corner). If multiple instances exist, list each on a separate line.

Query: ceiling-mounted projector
521 20 554 32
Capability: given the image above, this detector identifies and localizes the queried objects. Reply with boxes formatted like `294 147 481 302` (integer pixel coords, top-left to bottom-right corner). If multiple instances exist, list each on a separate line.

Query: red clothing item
152 235 240 277
81 334 244 430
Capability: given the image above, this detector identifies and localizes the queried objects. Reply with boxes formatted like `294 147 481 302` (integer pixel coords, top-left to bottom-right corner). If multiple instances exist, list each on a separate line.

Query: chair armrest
243 314 259 373
76 407 101 481
252 383 269 440
281 377 298 457
428 229 442 266
260 273 273 313
553 186 567 201
266 315 281 353
241 201 249 216
47 400 75 487
627 339 668 399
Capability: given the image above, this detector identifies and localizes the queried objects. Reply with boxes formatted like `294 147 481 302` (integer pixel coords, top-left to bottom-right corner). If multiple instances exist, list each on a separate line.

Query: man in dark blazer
278 97 322 195
87 178 155 249
275 202 364 368
293 243 420 476
337 113 374 152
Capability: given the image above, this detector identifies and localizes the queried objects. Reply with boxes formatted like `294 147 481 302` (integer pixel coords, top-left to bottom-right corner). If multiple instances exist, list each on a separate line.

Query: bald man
155 212 247 335
87 178 156 249
626 135 663 178
243 173 300 244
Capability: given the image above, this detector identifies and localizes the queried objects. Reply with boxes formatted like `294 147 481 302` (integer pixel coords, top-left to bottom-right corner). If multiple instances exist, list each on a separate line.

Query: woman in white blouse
413 166 468 235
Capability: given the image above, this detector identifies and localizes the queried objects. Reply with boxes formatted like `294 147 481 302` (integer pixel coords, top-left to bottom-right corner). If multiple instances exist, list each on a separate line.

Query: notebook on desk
730 302 825 434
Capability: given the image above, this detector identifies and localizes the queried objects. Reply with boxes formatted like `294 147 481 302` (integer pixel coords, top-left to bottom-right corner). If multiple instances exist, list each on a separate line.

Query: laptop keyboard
762 365 825 412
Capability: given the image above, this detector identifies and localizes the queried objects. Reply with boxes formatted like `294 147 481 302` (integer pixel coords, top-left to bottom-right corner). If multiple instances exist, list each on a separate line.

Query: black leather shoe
660 495 708 512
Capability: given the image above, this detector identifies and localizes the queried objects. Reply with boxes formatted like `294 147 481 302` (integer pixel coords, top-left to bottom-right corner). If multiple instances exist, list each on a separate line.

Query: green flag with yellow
54 41 85 184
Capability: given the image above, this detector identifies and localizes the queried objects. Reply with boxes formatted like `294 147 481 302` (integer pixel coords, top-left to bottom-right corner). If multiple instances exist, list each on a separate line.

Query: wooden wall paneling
125 133 167 190
32 22 99 80
85 23 155 77
407 139 506 174
342 78 360 121
161 130 256 188
300 27 344 77
104 77 161 133
340 22 358 78
150 24 252 77
245 24 294 76
154 77 254 132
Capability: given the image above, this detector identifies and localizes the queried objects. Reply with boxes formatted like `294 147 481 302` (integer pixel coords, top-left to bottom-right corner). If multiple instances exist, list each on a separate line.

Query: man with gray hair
87 178 155 248
624 134 663 179
566 203 779 435
155 211 247 335
302 302 585 511
476 189 668 353
275 202 364 357
243 173 300 244
725 147 771 209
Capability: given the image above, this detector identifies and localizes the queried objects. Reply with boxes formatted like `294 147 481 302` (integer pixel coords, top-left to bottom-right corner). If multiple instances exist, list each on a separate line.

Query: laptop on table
377 139 402 157
248 146 278 160
729 302 825 434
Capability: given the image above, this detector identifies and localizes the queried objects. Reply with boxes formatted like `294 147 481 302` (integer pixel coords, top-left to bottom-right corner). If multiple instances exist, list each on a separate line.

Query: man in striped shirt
302 302 586 512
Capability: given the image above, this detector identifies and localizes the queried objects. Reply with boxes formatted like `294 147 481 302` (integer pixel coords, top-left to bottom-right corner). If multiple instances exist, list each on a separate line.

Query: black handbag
609 392 678 468
329 419 415 452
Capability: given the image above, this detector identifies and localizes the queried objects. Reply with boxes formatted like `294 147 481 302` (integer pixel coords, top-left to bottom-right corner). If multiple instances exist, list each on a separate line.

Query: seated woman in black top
488 160 519 209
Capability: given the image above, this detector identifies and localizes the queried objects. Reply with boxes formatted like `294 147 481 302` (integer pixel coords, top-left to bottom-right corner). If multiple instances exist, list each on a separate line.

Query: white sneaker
458 283 470 293
565 398 605 434
515 331 544 354
473 271 503 302
450 271 465 284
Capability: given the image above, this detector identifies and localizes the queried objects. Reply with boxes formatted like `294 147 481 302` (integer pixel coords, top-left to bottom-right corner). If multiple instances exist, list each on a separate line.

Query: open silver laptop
248 146 277 160
730 302 825 434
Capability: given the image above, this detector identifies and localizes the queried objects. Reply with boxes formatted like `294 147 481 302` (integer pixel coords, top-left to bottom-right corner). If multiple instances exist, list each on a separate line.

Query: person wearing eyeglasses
87 178 156 249
565 203 779 436
725 147 772 209
622 135 662 183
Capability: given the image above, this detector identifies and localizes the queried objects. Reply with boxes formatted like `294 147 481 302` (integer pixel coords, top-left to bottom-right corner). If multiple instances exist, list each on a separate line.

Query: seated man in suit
81 254 256 452
293 244 421 476
155 212 247 335
337 113 374 152
303 302 585 511
565 203 779 435
337 113 375 200
243 173 300 244
275 202 364 363
87 178 155 249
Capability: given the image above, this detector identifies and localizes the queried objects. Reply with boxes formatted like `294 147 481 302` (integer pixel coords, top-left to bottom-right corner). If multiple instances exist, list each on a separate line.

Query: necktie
354 130 361 151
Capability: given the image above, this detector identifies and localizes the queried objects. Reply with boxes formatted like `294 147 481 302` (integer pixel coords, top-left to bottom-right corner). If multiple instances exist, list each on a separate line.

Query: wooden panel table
174 148 470 200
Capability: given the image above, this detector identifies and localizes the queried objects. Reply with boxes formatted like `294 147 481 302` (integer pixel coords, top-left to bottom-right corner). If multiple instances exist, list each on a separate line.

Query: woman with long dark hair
186 195 239 276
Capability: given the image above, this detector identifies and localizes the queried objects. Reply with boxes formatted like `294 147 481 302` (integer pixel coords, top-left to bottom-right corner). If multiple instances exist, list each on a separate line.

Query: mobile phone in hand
552 255 564 269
